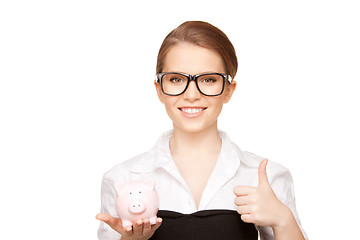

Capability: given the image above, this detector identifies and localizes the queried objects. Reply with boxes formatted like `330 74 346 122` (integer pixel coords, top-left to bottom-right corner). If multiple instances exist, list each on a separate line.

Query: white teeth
180 108 204 114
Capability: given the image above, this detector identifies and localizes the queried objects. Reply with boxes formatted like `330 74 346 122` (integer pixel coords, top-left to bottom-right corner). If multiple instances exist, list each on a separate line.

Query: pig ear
114 183 126 196
143 179 155 189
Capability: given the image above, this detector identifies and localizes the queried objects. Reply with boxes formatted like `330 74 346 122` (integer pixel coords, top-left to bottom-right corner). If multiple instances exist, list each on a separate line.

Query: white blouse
97 130 308 240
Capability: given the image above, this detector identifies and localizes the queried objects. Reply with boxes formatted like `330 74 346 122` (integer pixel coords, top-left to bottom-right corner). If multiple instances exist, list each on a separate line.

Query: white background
0 0 359 239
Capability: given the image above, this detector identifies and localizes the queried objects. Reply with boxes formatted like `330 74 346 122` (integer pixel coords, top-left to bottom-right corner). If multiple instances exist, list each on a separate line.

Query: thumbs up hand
233 159 291 229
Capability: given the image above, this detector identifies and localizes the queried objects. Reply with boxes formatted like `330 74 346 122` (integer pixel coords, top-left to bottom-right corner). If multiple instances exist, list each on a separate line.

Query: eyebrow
163 71 222 74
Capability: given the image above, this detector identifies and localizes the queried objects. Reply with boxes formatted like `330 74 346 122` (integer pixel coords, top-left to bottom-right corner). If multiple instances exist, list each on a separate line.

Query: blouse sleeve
257 162 308 240
97 177 122 240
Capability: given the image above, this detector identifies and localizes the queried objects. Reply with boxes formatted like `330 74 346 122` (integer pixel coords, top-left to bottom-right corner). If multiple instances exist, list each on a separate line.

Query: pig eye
139 191 142 194
129 192 132 195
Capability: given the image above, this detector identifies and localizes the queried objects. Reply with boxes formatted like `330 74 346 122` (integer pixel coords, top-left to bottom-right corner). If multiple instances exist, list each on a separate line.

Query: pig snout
128 200 146 214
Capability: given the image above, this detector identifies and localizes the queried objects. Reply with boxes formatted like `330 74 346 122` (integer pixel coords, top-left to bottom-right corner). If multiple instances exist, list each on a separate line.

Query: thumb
96 213 112 223
96 213 119 227
258 159 270 187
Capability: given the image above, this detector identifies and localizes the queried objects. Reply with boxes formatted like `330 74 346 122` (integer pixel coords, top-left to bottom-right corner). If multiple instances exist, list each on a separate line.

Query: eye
139 191 142 194
201 78 217 83
170 77 184 84
129 192 132 195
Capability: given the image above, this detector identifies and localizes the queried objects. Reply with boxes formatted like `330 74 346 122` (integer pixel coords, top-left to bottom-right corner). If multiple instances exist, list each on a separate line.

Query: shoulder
220 131 291 177
102 150 156 183
243 151 290 174
102 131 172 183
220 131 292 187
225 134 292 185
242 150 292 182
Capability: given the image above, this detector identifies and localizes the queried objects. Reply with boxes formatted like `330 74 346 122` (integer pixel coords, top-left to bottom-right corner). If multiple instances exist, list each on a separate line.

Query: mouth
178 107 207 116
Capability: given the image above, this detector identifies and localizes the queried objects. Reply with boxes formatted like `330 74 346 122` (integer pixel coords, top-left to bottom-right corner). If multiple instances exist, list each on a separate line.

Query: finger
150 218 163 232
240 214 253 223
233 186 256 196
236 205 250 215
258 159 270 187
122 226 133 237
133 219 143 235
96 213 122 232
142 219 152 236
234 196 248 206
95 213 113 223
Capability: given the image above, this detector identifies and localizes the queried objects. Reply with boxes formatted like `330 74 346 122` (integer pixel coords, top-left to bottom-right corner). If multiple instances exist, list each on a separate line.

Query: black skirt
149 210 258 240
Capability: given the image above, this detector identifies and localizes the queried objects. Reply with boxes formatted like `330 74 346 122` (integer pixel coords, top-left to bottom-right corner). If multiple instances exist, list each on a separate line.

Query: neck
169 123 222 158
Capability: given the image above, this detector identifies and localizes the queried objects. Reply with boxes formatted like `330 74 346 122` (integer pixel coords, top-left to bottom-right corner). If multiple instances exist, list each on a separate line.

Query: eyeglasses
156 72 231 96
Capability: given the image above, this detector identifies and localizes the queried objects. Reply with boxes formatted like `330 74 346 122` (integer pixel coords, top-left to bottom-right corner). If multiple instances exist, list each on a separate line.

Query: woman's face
155 42 236 134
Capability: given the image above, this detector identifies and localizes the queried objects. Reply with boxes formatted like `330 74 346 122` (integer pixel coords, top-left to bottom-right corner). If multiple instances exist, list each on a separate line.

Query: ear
154 80 165 104
114 183 126 196
143 179 155 189
224 81 237 103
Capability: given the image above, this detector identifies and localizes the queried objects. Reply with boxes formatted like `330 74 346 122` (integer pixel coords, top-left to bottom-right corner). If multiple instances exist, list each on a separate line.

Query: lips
178 107 207 117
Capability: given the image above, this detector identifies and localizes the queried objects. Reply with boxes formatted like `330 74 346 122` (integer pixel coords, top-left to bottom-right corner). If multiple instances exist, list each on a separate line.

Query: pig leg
122 219 133 228
149 216 157 225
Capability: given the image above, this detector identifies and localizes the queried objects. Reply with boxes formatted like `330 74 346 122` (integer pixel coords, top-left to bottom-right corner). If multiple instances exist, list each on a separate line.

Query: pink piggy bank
114 179 159 228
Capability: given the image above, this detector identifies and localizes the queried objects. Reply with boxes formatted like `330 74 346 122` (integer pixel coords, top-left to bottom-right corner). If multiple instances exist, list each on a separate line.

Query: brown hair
156 21 238 79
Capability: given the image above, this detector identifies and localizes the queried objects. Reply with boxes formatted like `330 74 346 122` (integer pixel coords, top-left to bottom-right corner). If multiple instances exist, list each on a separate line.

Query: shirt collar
128 130 173 173
128 130 254 173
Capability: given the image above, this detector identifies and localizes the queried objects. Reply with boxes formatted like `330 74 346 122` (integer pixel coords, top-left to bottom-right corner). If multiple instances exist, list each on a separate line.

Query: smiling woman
96 21 308 240
154 41 236 134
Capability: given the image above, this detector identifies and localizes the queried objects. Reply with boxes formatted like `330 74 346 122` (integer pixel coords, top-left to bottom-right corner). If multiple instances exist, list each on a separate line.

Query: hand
96 213 162 240
233 159 291 229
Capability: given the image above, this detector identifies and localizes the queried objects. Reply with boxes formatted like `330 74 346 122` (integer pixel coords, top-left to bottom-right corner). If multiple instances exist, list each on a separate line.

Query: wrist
271 206 305 240
272 205 294 232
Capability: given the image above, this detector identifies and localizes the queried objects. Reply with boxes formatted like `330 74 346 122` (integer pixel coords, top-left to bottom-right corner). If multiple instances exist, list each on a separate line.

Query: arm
96 177 162 240
271 207 305 240
234 159 306 240
96 213 162 240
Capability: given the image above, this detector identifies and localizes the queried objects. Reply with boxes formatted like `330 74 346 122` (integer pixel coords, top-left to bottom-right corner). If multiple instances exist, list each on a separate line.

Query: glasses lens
197 74 224 96
161 73 188 95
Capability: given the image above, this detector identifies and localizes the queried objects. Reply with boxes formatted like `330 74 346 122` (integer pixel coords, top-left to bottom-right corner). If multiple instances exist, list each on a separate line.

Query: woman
96 21 307 240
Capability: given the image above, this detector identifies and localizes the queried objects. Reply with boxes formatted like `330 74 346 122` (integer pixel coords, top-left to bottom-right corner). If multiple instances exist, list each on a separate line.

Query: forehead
162 42 225 74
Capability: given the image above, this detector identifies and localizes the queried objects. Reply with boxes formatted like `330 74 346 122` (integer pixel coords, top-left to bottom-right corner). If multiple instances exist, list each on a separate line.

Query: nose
183 80 201 100
128 200 146 214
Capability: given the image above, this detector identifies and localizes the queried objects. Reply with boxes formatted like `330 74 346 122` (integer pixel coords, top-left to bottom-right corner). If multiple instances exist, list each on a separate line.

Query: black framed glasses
156 72 231 96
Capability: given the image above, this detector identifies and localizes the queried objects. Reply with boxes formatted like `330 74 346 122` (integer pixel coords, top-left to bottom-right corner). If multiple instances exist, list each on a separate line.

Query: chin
173 121 217 134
